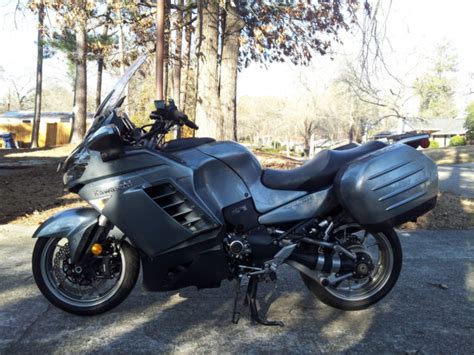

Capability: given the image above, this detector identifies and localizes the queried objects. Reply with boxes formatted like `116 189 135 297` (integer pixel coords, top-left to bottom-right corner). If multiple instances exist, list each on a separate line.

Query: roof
1 111 71 119
406 117 467 136
0 111 94 122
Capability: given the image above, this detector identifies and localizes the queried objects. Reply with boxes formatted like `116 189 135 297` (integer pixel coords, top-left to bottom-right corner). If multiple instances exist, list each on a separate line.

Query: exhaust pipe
288 252 341 273
286 252 352 287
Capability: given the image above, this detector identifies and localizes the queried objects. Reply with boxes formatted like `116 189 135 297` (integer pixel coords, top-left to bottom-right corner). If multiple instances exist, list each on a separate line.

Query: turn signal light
90 243 103 255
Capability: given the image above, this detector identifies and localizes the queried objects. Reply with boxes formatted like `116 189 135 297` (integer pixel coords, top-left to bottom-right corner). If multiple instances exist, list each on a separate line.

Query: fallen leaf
428 282 448 290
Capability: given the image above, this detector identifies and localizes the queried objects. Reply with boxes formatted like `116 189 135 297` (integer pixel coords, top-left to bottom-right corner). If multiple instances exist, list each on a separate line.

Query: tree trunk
172 0 183 138
156 0 165 100
95 57 104 109
172 0 183 108
219 2 243 141
70 21 87 144
164 32 170 100
192 0 203 129
31 2 45 148
180 1 192 113
195 0 222 139
95 21 109 109
117 11 129 113
163 3 171 100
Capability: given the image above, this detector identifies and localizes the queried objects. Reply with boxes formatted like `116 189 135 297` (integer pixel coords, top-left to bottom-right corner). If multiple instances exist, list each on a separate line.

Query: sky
237 0 474 116
1 0 474 116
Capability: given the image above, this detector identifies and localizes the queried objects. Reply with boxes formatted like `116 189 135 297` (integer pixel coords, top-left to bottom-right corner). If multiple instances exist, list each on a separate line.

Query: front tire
300 226 402 310
32 238 139 316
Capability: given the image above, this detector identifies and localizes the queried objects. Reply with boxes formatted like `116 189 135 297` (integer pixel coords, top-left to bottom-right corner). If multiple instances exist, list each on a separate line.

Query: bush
449 135 466 146
428 140 440 149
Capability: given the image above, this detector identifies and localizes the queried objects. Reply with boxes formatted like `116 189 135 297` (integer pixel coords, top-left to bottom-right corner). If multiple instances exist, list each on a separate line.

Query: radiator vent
145 183 215 233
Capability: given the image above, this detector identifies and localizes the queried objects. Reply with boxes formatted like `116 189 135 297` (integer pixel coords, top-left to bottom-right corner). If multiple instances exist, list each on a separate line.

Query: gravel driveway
0 224 472 354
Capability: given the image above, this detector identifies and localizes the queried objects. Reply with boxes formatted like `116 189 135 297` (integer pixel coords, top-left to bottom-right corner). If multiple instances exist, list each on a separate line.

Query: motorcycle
32 56 438 326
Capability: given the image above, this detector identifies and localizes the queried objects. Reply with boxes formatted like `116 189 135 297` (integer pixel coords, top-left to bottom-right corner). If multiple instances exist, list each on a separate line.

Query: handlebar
150 99 199 131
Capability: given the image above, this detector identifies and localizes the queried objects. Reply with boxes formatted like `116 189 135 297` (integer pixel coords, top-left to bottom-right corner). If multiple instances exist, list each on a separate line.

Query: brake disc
53 242 106 294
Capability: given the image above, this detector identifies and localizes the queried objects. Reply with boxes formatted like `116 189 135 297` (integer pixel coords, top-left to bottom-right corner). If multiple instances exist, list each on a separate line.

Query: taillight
419 138 430 149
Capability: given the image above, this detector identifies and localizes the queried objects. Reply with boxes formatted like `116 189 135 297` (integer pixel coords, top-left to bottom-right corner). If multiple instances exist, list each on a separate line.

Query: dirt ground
0 145 86 225
0 145 472 229
423 145 474 165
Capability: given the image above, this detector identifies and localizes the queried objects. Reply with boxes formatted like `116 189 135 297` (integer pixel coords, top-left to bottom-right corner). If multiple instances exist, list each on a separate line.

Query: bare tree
9 79 34 111
337 0 418 135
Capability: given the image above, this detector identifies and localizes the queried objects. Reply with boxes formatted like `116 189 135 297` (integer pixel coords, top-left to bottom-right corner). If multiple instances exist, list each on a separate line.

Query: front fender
33 208 100 261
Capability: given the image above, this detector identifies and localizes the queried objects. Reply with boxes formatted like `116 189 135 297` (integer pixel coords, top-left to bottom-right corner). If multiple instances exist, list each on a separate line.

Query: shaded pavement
0 225 472 354
438 163 474 198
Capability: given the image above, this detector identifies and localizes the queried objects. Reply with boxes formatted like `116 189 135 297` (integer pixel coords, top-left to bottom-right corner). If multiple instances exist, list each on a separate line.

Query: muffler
288 252 342 273
286 252 353 287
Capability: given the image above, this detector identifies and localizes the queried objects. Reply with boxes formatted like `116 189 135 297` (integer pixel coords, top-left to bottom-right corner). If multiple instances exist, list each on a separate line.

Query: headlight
62 147 90 185
63 164 87 185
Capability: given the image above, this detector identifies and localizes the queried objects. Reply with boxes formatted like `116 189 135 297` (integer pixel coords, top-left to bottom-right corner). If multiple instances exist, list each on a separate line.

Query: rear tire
300 227 402 310
32 238 140 316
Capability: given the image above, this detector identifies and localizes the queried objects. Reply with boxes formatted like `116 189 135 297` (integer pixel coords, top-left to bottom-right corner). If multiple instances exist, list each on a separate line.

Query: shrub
449 135 466 146
428 140 440 149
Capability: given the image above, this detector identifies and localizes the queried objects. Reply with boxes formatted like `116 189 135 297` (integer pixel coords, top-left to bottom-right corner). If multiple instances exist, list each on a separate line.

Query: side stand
235 276 284 327
231 276 242 324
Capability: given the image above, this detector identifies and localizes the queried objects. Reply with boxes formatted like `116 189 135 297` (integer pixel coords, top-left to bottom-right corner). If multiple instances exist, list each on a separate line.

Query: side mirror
86 124 123 161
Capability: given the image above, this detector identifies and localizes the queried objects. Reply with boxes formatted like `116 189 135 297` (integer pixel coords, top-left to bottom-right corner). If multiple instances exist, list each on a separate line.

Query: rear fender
32 208 100 262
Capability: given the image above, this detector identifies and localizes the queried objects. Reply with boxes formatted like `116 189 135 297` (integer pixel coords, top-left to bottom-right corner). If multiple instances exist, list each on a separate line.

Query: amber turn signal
90 243 103 255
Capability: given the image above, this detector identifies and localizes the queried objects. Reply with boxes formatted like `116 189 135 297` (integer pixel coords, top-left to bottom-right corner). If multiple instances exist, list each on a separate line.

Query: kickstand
231 276 242 324
246 276 284 327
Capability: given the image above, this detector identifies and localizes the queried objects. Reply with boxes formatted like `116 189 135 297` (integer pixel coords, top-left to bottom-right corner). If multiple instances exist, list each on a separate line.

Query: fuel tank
197 141 305 213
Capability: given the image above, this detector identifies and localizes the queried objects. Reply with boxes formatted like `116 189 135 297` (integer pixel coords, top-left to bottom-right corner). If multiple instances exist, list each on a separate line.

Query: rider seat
262 140 387 192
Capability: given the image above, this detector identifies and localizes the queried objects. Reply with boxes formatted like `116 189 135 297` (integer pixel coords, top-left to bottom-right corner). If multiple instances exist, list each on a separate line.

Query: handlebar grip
171 110 185 122
185 119 198 130
172 110 198 130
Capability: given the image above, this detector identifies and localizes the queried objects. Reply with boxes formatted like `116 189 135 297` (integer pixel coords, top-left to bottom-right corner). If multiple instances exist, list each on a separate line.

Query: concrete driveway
438 162 474 198
0 225 472 354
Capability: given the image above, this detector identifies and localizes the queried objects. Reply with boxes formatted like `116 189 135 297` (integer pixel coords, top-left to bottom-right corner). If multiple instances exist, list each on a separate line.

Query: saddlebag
334 144 438 229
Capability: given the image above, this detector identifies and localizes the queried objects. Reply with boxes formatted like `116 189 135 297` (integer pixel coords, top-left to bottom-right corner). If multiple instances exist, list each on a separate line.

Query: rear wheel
32 237 139 315
300 225 402 310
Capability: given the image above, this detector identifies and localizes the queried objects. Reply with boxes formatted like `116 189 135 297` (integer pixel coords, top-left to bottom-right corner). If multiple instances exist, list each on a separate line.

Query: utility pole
156 0 165 101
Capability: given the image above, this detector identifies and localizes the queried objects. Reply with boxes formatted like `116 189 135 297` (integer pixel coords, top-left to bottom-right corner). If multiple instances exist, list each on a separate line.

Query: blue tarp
0 133 17 149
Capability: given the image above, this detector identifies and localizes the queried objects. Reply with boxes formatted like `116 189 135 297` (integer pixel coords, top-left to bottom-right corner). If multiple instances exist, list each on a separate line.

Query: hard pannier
334 144 438 228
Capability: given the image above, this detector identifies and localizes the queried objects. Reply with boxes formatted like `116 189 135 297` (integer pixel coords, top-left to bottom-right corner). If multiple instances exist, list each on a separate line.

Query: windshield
89 55 147 133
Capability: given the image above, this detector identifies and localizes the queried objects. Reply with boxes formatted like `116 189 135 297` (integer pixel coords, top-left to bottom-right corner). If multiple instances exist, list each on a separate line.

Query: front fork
71 214 111 264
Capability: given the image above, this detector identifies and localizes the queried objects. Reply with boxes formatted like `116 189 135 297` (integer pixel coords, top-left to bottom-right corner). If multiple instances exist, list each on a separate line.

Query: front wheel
300 225 402 310
32 237 139 315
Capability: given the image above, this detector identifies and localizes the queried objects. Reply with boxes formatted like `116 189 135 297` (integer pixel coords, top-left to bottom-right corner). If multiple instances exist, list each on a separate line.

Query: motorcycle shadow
1 268 380 353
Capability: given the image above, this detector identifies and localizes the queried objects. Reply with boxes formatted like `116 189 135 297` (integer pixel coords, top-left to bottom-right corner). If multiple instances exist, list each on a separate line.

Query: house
404 118 467 147
372 117 467 147
0 111 92 148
